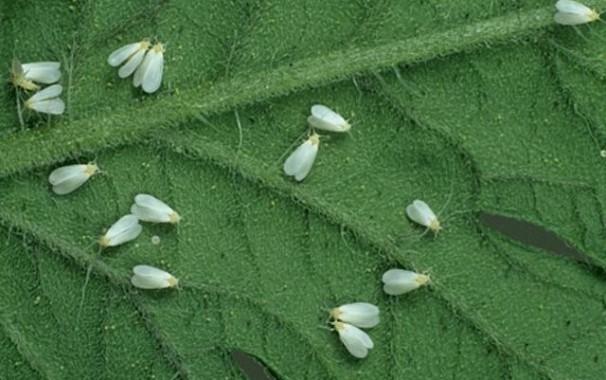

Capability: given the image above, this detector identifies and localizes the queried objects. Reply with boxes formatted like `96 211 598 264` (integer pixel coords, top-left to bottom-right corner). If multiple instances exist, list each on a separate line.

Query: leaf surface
1 1 606 379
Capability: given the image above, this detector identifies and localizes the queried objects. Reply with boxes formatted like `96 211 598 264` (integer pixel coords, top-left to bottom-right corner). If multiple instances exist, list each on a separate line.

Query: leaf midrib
0 5 561 178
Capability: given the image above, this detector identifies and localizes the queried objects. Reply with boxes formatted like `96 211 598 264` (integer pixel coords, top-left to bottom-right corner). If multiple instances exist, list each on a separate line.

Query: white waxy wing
554 12 593 24
103 215 142 247
556 0 591 14
131 265 176 289
406 199 435 227
108 42 141 66
133 51 152 88
337 323 373 359
118 48 147 78
49 164 87 185
28 99 65 115
336 303 380 328
131 194 178 223
308 104 350 132
382 269 420 295
28 84 63 102
131 275 168 289
133 265 172 279
283 137 319 181
141 48 164 93
22 61 61 84
48 164 90 194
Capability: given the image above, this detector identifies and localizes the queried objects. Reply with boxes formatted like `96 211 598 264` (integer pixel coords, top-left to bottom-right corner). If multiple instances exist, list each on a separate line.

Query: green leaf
1 1 606 379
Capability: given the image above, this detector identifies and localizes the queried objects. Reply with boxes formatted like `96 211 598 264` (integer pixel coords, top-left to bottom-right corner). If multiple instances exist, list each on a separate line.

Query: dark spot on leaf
479 212 588 263
231 351 277 380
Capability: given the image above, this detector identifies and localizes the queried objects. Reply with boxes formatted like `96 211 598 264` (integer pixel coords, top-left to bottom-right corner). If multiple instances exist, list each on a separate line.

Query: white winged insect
328 301 378 358
283 133 320 181
400 157 471 239
99 214 143 248
11 59 61 91
24 84 65 115
133 42 164 94
329 302 380 328
554 0 600 25
48 163 99 195
332 321 374 359
131 194 181 224
131 265 179 289
382 269 430 296
307 104 351 133
406 199 441 234
107 40 151 78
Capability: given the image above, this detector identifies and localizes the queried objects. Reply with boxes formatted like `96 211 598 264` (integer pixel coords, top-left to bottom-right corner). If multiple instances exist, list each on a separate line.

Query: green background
1 0 606 379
